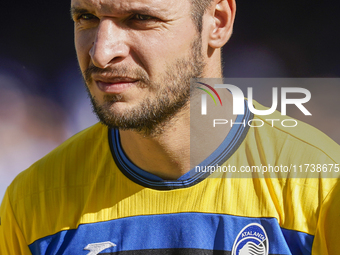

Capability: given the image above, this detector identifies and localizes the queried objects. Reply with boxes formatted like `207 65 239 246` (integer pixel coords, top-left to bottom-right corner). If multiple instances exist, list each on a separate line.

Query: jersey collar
109 100 252 190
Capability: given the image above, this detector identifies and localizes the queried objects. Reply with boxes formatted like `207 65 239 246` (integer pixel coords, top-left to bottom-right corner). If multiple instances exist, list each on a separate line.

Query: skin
71 0 236 179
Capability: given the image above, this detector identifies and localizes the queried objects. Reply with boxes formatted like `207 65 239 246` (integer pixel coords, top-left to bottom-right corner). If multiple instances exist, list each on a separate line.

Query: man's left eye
132 14 153 21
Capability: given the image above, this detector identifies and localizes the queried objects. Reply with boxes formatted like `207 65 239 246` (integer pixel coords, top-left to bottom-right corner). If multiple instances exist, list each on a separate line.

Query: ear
207 0 236 49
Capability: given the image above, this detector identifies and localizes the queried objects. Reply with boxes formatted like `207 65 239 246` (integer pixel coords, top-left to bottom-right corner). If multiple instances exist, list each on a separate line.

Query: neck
119 86 235 180
119 108 190 179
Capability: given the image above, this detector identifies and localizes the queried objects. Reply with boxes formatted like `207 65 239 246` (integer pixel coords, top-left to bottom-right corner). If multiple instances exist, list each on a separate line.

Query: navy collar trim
109 100 253 190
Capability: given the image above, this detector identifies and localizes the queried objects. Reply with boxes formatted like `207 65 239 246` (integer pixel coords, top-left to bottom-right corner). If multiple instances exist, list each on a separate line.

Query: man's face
71 0 205 135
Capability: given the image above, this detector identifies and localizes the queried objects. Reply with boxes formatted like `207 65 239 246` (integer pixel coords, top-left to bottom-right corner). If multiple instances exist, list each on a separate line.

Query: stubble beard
83 36 205 137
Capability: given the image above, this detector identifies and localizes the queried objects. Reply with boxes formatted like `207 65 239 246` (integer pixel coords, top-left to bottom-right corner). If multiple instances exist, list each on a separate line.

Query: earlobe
208 0 236 49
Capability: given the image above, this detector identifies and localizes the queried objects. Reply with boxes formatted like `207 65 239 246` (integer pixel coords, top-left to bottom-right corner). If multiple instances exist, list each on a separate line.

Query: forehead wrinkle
72 0 173 17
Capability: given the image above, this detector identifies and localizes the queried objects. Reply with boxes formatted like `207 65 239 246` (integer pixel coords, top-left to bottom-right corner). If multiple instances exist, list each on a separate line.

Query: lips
94 77 138 94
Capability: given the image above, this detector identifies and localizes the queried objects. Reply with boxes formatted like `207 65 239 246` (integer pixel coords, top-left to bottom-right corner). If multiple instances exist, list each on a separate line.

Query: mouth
94 76 139 94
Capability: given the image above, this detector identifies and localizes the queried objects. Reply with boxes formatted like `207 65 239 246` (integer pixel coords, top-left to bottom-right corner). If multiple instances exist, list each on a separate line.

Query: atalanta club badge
232 223 269 255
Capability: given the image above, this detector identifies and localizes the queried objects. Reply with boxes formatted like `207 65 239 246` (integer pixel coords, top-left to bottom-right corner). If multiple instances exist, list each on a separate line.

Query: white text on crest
241 231 265 241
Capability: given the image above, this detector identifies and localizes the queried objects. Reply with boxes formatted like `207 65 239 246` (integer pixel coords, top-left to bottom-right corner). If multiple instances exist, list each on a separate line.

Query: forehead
71 0 190 16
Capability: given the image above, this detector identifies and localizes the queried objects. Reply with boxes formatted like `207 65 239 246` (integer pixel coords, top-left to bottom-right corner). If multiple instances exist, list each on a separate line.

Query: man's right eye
77 13 97 21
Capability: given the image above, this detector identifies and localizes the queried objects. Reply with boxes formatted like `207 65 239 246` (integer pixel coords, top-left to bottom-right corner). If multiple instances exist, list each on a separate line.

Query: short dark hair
190 0 214 33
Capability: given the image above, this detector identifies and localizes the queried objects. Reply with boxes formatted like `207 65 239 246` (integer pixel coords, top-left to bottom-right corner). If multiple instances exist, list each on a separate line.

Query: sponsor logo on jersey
231 223 269 255
84 241 116 255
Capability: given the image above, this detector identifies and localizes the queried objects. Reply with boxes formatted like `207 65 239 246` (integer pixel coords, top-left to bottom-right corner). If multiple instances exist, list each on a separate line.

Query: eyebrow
70 5 167 19
70 7 89 19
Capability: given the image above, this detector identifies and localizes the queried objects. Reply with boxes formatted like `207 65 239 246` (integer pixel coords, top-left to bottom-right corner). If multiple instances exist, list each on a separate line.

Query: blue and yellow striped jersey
1 101 340 254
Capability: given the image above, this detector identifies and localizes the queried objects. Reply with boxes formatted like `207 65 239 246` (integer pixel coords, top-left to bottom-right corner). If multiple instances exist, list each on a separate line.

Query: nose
89 19 129 69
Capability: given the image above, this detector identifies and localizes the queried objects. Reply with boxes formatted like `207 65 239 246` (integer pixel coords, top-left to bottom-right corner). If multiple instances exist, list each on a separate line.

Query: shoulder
7 122 110 204
2 123 124 246
248 100 340 165
312 178 340 253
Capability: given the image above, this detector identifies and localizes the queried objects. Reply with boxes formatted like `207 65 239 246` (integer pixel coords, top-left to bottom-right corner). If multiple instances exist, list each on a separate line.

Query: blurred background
1 1 340 201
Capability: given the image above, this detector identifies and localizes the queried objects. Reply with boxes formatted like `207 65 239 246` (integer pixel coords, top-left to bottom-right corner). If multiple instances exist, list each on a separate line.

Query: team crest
231 223 269 255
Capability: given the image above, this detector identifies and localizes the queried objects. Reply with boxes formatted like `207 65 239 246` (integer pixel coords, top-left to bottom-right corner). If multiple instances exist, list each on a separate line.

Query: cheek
130 27 197 77
75 30 95 72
